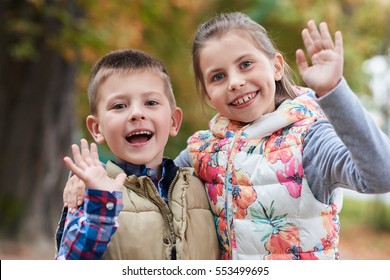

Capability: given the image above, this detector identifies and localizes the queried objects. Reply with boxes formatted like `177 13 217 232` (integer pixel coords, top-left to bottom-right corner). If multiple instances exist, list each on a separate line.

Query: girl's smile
200 31 284 123
230 90 259 107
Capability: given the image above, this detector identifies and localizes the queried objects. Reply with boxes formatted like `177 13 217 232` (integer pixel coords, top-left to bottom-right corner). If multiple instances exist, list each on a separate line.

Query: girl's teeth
233 92 256 106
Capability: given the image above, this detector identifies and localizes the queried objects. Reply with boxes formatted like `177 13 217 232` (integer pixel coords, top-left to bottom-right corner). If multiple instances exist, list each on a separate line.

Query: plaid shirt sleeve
56 189 123 260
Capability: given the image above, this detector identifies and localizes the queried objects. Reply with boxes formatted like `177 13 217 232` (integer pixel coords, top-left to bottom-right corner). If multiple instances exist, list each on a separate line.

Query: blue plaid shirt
56 159 175 260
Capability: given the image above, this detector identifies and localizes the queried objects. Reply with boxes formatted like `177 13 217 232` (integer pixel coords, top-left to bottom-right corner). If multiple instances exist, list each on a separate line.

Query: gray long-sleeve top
174 78 390 204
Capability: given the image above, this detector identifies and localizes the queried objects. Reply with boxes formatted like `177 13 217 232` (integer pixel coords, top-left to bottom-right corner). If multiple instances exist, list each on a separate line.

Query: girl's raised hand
63 174 85 214
63 139 126 193
296 20 343 97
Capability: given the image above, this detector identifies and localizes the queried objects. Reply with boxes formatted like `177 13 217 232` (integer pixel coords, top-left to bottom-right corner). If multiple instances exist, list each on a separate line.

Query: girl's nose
228 76 246 91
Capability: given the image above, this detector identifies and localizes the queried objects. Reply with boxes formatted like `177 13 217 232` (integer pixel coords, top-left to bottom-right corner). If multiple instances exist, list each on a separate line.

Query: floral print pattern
187 92 341 259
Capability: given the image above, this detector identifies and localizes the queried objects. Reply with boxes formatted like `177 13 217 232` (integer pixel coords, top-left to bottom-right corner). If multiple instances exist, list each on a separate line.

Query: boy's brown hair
88 49 176 115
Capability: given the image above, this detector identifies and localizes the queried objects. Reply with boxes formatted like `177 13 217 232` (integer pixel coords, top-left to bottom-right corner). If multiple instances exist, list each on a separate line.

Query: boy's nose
128 108 146 121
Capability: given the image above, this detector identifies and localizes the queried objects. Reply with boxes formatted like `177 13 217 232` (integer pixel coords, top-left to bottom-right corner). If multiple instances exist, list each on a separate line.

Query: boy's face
87 70 182 170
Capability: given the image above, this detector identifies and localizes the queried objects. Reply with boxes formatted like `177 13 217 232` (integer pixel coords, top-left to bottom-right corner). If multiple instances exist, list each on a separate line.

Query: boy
55 49 220 260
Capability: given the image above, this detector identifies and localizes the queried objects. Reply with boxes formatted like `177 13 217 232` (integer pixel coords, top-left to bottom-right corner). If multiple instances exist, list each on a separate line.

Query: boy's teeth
129 130 151 136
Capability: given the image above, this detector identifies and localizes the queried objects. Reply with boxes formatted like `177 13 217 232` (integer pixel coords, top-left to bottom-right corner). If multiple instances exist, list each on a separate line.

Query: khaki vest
104 161 220 260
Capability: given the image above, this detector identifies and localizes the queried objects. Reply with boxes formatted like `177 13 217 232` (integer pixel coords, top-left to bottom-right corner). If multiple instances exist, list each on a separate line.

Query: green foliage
0 195 24 237
367 199 390 231
340 198 390 231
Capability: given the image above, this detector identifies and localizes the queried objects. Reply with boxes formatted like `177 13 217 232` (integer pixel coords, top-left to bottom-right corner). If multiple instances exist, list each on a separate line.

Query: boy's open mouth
126 130 153 144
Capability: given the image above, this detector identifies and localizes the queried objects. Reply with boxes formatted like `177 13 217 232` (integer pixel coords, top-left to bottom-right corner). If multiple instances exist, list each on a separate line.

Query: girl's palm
296 20 343 97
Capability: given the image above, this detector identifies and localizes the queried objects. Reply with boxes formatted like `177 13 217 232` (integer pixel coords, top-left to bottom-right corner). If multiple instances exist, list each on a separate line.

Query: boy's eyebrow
104 90 166 102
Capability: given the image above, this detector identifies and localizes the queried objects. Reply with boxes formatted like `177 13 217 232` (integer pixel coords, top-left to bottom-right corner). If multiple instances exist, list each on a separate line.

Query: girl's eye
240 60 252 69
112 103 126 110
212 73 225 81
145 100 158 106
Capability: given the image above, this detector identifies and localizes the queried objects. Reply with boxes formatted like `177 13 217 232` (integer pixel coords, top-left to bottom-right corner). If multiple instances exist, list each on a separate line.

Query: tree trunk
0 0 80 243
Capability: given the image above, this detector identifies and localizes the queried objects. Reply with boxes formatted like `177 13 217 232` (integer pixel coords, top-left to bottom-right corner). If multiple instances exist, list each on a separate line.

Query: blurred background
1 0 390 259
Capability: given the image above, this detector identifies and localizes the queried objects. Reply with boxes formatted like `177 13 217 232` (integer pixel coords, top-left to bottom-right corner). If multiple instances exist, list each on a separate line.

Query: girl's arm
174 148 192 167
303 78 390 203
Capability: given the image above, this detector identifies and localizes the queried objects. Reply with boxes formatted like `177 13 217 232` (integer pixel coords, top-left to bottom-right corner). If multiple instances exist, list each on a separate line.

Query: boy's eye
240 60 252 69
212 73 225 81
112 103 126 110
145 100 158 106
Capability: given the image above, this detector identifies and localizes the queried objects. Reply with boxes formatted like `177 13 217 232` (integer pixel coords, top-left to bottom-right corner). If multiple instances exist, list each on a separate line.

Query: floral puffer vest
187 90 343 260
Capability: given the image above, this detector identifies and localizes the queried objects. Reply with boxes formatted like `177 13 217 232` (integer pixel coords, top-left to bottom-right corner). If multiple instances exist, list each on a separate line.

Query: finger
71 144 88 170
63 156 88 183
113 173 127 192
307 20 324 53
296 49 309 75
63 175 77 205
64 156 80 175
67 178 78 210
319 22 334 49
334 30 343 56
115 173 127 186
80 139 94 166
63 175 79 211
76 179 86 206
90 142 101 166
301 28 316 58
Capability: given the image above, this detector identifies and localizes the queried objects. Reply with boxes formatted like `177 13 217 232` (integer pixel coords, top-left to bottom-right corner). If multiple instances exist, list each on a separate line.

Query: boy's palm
296 20 343 97
63 139 126 193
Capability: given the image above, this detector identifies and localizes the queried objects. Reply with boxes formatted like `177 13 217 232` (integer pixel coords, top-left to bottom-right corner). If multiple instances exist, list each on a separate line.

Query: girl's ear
273 53 284 81
86 115 105 144
169 107 183 137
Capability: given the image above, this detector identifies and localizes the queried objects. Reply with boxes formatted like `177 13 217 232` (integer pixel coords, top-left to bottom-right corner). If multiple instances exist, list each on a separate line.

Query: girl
174 12 390 260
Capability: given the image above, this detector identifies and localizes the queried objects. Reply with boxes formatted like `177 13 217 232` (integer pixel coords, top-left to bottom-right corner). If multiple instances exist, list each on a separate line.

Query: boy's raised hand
63 139 126 194
296 20 344 97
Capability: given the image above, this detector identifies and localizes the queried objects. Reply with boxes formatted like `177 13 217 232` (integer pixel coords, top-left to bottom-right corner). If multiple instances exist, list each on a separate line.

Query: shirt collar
115 158 176 188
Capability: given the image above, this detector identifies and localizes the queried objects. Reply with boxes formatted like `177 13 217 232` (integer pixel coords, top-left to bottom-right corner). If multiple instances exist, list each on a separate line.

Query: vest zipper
225 126 248 259
167 170 182 259
141 178 176 259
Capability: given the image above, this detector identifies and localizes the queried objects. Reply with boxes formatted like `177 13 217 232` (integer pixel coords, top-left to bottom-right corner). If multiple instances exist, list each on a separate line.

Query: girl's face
199 32 284 123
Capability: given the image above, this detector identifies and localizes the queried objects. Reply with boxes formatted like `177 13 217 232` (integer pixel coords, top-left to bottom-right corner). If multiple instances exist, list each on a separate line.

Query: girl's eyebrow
204 54 252 78
204 67 223 79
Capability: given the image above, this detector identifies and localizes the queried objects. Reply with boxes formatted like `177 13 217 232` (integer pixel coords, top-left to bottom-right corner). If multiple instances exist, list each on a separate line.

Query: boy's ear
86 115 105 144
169 107 183 137
273 53 284 81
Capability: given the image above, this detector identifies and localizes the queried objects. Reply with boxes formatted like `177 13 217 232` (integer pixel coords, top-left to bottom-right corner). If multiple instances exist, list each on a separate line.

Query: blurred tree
0 0 84 242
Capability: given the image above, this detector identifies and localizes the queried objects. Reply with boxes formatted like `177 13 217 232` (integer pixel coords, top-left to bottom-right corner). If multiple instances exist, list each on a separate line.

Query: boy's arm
56 139 126 259
56 189 123 259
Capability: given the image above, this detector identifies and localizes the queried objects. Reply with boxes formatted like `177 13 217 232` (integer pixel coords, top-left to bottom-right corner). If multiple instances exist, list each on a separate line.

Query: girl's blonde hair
192 12 297 106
